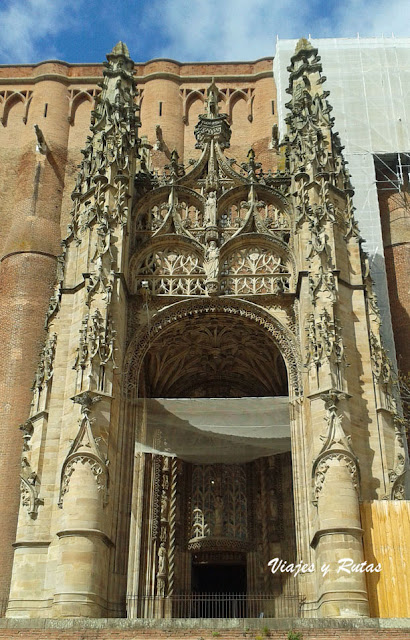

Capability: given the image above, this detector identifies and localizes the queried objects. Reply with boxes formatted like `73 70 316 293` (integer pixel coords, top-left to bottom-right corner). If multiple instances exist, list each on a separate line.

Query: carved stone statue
204 240 219 280
157 542 167 575
204 191 217 226
160 490 168 521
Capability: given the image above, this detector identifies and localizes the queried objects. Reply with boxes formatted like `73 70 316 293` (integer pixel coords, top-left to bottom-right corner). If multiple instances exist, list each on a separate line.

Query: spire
295 37 313 54
109 41 130 58
284 37 350 192
68 40 140 240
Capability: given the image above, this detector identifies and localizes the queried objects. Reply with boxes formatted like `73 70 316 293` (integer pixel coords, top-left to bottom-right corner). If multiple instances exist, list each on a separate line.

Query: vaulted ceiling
143 313 288 398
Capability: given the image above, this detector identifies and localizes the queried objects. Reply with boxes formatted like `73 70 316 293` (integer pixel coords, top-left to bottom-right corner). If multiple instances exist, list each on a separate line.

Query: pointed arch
182 90 205 125
227 89 246 123
219 234 294 296
123 297 303 399
0 90 32 126
133 185 206 236
68 90 95 125
129 235 206 296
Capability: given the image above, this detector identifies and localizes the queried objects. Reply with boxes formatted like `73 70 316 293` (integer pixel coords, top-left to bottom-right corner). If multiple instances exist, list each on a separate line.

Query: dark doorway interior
192 563 246 594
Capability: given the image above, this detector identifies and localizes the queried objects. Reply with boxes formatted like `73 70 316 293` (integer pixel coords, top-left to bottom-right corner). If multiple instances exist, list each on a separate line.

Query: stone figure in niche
156 576 166 597
160 525 167 542
157 542 167 575
204 241 220 280
160 490 168 520
204 190 217 226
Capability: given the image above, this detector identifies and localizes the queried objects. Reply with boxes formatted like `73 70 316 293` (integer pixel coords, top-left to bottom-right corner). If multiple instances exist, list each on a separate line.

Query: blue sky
0 0 409 64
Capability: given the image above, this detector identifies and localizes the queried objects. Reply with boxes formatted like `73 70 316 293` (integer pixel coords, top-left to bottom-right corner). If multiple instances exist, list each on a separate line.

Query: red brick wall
377 176 410 375
0 253 56 603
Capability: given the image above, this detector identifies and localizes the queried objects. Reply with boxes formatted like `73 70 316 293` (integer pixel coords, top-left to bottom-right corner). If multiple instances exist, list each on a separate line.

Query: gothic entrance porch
7 41 403 621
125 308 302 618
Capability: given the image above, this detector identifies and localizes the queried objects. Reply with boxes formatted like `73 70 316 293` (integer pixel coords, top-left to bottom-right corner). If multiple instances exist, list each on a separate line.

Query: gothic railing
126 592 305 619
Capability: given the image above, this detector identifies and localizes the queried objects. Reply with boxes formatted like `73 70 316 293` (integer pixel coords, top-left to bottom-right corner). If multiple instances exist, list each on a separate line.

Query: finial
206 77 220 118
110 41 130 58
295 38 313 53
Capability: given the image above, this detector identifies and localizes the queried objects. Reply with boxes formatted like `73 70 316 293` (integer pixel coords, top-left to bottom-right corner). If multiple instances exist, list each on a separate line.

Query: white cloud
149 0 310 61
0 0 83 63
140 0 410 61
0 0 408 65
330 0 410 39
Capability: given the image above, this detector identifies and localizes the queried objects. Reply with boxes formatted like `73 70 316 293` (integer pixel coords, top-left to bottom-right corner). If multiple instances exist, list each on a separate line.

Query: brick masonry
377 179 410 375
0 620 410 640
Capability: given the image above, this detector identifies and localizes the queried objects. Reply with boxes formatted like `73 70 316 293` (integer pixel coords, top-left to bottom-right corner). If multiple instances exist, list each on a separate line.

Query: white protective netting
135 397 290 463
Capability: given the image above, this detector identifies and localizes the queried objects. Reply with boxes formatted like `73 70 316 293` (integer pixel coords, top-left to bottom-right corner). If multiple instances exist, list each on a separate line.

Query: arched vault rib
143 315 288 397
123 297 302 399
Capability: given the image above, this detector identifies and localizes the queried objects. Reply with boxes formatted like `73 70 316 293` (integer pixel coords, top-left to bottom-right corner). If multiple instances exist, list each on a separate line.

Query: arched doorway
125 303 302 618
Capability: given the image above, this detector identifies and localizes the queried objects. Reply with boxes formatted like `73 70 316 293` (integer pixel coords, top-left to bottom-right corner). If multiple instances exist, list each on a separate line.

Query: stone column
0 66 70 606
52 393 111 617
311 393 369 617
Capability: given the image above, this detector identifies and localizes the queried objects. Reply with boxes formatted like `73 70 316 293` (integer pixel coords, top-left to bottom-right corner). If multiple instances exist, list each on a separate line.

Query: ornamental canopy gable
131 80 293 298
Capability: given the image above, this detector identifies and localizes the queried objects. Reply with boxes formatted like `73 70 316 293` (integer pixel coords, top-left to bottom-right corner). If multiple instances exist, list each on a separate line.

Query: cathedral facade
0 39 409 621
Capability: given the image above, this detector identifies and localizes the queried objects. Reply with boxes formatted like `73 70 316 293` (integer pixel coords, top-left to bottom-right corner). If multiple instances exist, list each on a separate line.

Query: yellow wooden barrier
361 500 410 617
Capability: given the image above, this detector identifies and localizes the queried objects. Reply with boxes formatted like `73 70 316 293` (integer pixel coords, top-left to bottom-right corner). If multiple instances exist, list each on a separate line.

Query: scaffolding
374 152 410 192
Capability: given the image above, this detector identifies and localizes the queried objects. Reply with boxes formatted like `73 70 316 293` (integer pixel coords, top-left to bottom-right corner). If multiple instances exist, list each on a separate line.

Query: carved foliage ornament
74 309 116 374
388 415 407 500
32 333 57 391
66 42 139 250
305 309 343 366
20 455 43 518
45 251 66 328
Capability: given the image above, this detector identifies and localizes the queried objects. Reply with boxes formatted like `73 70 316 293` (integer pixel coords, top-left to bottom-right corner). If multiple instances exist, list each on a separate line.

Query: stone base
0 618 410 639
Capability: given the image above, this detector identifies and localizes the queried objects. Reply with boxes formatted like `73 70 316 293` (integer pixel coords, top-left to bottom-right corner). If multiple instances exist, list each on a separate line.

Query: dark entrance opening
192 563 246 594
190 562 247 617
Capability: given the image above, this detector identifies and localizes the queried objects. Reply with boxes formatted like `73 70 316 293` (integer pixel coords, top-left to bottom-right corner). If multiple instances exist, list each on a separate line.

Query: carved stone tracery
190 463 247 543
131 79 292 300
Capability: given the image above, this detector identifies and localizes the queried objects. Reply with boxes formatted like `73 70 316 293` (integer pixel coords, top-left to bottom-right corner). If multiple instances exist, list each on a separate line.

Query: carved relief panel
190 464 247 543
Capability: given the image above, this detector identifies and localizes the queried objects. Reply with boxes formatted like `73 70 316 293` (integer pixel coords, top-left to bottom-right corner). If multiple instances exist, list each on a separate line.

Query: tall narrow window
44 103 48 118
159 101 162 116
271 100 275 115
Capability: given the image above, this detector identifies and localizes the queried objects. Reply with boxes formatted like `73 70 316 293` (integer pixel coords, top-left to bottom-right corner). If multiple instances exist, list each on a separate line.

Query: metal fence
126 593 305 619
